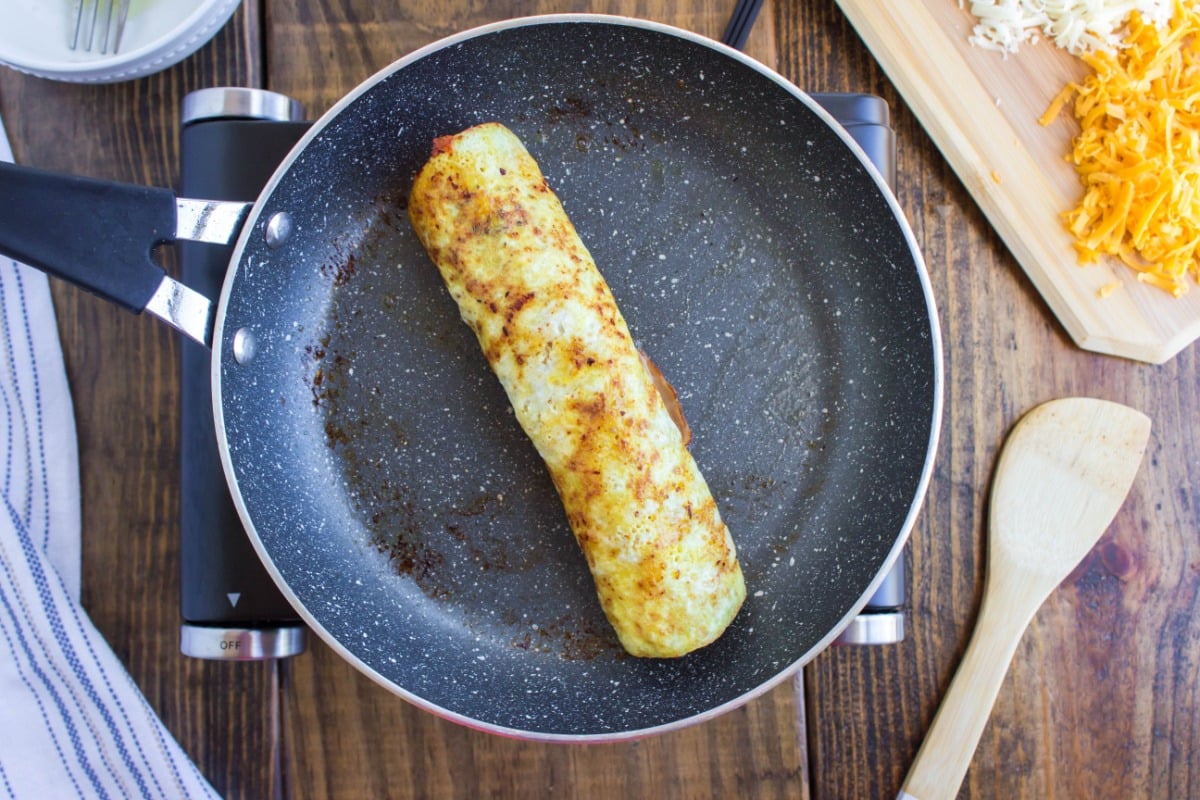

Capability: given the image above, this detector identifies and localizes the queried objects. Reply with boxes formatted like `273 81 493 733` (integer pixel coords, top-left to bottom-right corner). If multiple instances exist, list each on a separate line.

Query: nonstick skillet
0 15 942 739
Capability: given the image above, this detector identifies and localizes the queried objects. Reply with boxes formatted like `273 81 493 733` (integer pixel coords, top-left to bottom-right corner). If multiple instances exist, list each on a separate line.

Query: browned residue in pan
509 612 623 662
298 194 621 662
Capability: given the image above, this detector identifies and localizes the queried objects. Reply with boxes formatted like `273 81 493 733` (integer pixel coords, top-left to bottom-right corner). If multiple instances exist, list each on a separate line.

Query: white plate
0 0 241 83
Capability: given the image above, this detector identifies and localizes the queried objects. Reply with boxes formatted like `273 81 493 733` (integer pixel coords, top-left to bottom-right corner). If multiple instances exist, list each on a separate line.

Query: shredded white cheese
967 0 1174 54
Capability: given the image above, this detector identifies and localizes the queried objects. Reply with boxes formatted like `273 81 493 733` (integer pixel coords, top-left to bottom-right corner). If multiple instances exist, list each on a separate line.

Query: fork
70 0 131 55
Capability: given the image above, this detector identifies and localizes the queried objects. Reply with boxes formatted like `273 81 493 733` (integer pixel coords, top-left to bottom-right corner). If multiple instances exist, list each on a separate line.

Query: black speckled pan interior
212 15 942 739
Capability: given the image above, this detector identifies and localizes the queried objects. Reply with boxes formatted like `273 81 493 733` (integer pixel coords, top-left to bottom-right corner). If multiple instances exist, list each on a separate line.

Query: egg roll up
407 122 745 658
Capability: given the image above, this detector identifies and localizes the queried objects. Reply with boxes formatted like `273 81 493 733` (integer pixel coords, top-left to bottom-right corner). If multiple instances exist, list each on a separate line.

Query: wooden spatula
898 397 1151 800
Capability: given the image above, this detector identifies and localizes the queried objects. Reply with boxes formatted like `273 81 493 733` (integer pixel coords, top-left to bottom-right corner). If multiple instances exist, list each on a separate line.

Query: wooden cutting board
836 0 1200 364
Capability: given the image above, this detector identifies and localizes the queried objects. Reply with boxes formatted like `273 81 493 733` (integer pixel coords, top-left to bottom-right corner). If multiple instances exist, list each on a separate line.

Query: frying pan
0 15 942 739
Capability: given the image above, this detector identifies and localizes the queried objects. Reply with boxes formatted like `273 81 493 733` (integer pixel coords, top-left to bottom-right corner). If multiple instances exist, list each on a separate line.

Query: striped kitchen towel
0 117 219 798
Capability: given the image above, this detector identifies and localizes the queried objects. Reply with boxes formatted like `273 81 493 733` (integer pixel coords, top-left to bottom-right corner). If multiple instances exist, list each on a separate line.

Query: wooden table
2 1 1198 798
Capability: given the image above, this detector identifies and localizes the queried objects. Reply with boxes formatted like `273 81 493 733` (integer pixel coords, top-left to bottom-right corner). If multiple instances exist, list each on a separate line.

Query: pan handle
0 161 175 310
0 161 246 346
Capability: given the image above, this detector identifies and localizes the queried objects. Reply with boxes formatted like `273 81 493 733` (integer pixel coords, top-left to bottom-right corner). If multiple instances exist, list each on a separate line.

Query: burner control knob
180 626 307 661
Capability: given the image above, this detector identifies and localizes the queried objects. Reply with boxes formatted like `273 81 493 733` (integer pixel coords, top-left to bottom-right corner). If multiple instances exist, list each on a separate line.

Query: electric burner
176 85 906 660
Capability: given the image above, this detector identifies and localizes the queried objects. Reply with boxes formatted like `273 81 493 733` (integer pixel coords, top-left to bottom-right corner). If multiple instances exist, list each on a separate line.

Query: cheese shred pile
1045 1 1200 295
968 0 1173 55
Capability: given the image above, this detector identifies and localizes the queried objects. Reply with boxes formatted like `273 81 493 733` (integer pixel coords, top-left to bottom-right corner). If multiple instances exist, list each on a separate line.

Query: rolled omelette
407 122 745 658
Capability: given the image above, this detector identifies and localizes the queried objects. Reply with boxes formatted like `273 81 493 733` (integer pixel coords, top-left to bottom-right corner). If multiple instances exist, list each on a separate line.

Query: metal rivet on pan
232 328 257 364
264 211 293 248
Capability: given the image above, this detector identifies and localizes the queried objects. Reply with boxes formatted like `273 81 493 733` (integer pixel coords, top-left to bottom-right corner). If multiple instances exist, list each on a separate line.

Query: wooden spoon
898 397 1151 800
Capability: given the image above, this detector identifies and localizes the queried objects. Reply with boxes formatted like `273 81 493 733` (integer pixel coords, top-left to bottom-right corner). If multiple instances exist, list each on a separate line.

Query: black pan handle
0 161 249 345
0 161 175 312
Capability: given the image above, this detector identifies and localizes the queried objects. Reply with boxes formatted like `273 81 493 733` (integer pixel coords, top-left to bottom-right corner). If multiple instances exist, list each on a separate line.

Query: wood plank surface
836 0 1200 364
792 3 1200 799
0 6 283 798
2 0 1199 798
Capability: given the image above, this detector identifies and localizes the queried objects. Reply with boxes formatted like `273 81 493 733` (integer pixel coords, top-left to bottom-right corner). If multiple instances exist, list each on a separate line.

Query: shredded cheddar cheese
1040 83 1077 126
1046 1 1200 295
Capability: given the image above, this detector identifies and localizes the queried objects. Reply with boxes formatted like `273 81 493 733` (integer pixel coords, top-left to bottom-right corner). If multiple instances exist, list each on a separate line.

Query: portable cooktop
175 84 907 661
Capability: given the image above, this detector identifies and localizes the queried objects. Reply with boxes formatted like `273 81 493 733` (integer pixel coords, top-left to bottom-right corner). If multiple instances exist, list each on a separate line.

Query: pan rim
211 13 944 742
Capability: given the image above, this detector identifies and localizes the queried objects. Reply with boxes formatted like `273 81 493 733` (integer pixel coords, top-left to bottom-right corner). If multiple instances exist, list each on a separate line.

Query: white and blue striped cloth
0 119 219 798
